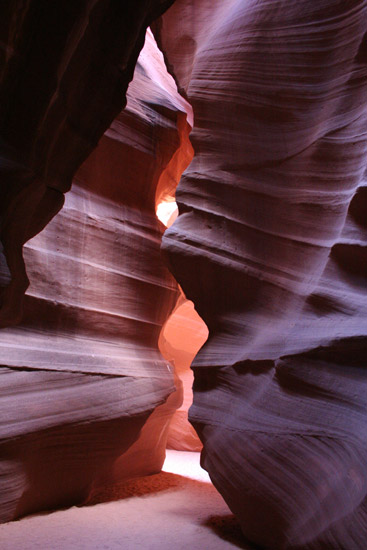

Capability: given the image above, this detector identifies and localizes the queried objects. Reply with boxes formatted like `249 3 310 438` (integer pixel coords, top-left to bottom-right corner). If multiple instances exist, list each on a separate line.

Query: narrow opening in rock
159 292 208 452
156 200 178 227
151 33 209 454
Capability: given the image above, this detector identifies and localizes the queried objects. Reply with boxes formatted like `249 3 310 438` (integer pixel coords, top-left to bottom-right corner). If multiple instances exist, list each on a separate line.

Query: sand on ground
0 450 253 549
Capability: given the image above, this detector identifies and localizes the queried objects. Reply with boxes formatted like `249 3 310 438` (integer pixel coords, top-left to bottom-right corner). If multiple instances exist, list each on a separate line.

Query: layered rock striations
0 0 175 328
154 1 367 548
0 29 192 522
1 0 367 545
156 194 208 452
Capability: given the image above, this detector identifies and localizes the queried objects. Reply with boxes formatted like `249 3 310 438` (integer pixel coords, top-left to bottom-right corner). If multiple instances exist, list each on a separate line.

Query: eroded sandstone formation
0 0 175 328
154 1 367 548
0 27 192 522
160 292 208 451
1 1 367 547
156 198 208 452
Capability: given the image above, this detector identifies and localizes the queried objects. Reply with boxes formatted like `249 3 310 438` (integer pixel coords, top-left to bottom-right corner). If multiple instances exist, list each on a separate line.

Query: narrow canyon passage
0 22 230 549
1 2 367 549
156 198 208 453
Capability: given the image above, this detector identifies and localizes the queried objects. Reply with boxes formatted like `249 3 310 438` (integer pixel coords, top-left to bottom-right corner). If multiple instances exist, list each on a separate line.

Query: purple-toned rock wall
154 1 367 547
1 2 367 547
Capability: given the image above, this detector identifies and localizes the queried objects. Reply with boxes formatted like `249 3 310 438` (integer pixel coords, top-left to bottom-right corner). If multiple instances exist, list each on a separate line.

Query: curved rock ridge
154 1 367 547
0 28 192 522
155 130 208 451
159 293 208 451
0 0 175 328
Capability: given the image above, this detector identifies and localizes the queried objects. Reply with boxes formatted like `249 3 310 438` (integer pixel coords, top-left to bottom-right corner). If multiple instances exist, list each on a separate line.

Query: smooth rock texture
1 1 367 547
160 294 208 451
154 1 367 548
0 29 192 522
0 0 175 327
157 200 208 452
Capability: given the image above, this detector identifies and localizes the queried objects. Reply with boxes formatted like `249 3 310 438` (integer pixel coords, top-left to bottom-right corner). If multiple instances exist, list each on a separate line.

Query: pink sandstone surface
0 1 367 549
0 26 189 522
154 0 367 547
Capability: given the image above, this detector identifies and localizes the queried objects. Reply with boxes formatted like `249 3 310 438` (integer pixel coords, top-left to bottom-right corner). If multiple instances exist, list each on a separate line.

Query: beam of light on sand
162 450 211 483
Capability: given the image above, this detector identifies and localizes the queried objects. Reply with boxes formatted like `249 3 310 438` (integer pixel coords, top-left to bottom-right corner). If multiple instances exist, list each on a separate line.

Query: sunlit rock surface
156 201 208 452
155 1 367 547
0 29 191 522
160 293 208 451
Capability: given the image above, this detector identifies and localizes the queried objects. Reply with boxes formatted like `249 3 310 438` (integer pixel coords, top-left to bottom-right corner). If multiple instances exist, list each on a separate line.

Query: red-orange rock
160 295 208 451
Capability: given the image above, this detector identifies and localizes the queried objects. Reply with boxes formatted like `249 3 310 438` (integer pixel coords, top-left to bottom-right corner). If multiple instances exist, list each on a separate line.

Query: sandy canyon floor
0 450 253 549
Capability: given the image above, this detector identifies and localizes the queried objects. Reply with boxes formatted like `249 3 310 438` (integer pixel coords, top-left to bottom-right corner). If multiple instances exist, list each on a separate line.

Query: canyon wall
154 1 367 548
0 0 175 328
160 292 207 451
1 1 367 548
0 27 192 522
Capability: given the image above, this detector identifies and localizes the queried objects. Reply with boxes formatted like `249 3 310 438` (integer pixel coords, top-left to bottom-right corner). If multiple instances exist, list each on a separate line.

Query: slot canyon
0 1 367 549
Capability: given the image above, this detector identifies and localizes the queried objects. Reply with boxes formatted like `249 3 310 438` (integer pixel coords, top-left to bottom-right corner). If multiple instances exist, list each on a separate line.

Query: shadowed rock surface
154 1 367 547
0 27 190 522
1 1 367 548
0 0 175 327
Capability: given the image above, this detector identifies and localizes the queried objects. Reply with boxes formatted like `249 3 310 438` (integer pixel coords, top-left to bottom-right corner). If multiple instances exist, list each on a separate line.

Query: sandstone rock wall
0 0 175 327
1 1 367 546
0 28 189 522
154 1 367 547
159 292 208 451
